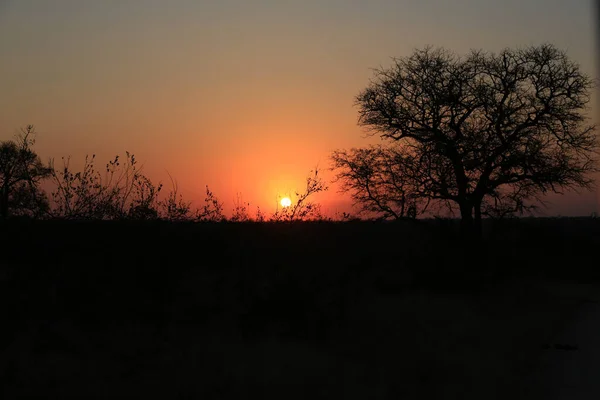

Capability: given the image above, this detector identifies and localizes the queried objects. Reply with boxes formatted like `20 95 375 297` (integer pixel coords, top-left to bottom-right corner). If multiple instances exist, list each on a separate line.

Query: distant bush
49 151 224 221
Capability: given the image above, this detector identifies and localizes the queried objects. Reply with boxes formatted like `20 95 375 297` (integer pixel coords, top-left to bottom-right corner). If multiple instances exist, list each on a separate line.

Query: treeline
0 126 329 223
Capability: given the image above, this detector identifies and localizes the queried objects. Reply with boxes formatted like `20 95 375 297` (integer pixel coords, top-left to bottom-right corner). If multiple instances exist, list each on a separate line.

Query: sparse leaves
50 153 227 222
50 152 163 220
199 185 224 222
231 192 251 222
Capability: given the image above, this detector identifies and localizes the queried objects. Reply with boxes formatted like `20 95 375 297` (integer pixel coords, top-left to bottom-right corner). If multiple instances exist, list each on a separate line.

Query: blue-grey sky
0 0 597 215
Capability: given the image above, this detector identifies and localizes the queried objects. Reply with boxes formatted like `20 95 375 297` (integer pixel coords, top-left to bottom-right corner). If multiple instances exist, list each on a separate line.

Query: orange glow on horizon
0 1 596 217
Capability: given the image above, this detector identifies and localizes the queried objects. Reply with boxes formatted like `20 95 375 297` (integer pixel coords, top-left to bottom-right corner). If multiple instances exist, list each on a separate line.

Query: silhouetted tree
0 125 52 219
6 182 50 218
331 146 431 220
342 44 598 238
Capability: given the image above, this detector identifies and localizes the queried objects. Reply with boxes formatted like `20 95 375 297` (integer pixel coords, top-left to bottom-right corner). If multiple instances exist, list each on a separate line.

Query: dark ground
1 217 599 399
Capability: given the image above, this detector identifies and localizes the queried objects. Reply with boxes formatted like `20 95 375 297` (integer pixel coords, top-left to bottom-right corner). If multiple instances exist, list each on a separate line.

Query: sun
280 197 292 208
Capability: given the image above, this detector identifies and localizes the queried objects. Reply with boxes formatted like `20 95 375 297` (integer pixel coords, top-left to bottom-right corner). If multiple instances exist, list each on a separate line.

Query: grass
1 217 599 399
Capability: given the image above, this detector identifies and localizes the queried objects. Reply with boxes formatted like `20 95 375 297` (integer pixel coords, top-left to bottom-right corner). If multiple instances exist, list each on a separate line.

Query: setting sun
280 197 292 208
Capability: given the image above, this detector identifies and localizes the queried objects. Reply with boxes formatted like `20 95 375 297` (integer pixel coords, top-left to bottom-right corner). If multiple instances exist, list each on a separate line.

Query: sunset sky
1 0 597 217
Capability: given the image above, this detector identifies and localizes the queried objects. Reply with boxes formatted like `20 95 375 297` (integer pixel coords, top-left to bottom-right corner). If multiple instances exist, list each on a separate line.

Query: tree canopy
333 44 598 236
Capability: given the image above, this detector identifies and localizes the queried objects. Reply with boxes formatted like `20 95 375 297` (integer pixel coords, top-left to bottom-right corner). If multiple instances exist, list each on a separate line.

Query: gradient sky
1 0 597 216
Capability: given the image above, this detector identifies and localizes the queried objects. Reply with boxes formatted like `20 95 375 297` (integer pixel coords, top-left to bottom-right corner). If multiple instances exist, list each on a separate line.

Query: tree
331 145 431 220
0 125 52 219
5 182 50 218
339 44 598 238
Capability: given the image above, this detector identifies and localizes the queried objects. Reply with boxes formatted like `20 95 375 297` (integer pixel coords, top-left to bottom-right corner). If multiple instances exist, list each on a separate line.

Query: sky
0 0 597 217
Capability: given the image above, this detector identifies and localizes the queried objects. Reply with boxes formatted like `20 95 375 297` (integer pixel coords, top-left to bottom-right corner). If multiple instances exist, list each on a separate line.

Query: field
1 218 599 399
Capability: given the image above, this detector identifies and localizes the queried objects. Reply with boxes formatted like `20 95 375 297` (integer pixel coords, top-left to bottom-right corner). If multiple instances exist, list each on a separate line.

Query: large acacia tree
334 44 598 237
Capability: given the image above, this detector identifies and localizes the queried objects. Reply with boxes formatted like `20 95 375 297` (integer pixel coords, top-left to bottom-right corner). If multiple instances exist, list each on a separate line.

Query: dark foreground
1 218 599 399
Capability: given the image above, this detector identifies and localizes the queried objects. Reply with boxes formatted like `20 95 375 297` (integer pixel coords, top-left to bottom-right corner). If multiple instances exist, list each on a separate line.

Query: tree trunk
459 201 474 239
473 198 483 240
455 199 491 289
0 186 8 219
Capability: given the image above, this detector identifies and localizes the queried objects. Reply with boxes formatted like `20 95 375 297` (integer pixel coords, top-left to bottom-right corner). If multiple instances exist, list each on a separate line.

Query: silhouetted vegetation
331 146 430 219
271 168 328 222
333 44 598 238
0 126 52 219
1 43 599 399
1 126 324 223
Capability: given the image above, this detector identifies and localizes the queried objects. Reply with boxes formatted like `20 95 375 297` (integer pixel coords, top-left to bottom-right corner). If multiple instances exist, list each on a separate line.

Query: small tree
331 145 431 220
0 125 52 219
345 44 598 238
